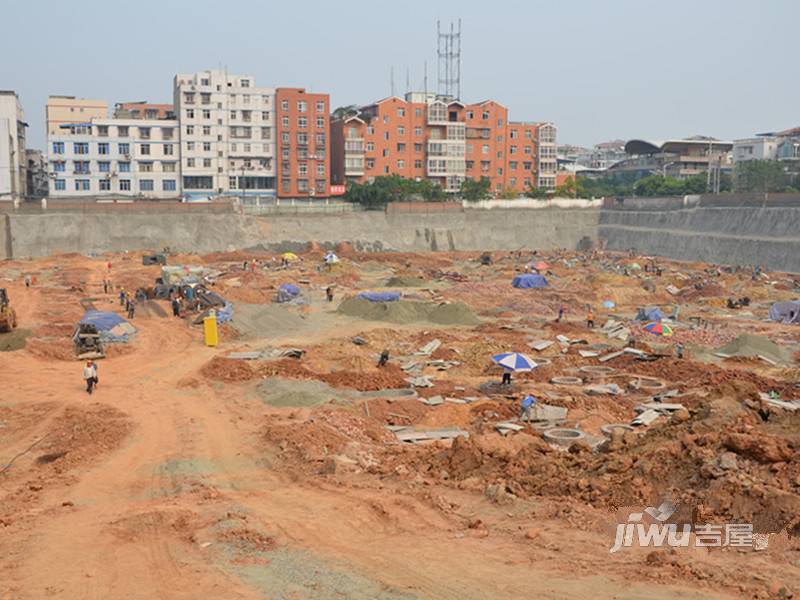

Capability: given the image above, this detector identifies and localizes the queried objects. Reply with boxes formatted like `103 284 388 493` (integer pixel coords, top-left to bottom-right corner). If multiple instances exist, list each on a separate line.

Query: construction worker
326 286 334 303
556 304 565 322
103 279 108 294
83 360 98 394
171 296 181 317
24 274 31 288
127 300 135 320
377 349 390 368
676 343 685 359
502 369 512 385
587 307 595 328
519 394 537 422
119 288 126 306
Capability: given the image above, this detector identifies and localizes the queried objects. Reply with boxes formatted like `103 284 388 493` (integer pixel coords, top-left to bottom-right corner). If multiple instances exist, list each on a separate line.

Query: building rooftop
625 138 733 155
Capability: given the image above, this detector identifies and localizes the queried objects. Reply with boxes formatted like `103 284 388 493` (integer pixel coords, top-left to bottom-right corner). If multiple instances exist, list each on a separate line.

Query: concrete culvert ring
630 377 666 390
533 357 552 366
580 366 615 375
550 376 583 385
601 423 636 436
532 420 566 430
543 428 585 446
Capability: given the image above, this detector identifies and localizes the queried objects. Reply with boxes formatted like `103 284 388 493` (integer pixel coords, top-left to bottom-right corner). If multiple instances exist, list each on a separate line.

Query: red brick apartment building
331 92 556 194
275 88 330 198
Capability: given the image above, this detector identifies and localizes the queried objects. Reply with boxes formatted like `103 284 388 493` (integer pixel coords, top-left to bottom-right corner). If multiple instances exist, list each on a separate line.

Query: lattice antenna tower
437 19 462 100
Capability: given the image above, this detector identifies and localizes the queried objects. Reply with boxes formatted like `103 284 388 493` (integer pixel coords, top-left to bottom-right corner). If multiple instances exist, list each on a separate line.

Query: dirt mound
0 329 31 352
337 298 479 326
201 356 254 382
26 337 74 361
256 378 339 407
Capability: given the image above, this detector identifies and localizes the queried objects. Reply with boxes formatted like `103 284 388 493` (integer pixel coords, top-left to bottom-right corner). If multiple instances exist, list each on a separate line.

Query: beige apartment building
46 96 108 136
0 90 27 200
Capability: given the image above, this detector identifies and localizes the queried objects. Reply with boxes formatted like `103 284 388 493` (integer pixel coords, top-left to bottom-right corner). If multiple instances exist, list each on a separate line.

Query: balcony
345 158 365 176
344 138 364 154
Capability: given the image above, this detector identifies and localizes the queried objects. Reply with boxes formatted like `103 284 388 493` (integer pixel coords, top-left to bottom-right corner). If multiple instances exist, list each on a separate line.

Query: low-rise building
114 102 175 120
47 117 180 198
26 149 48 199
0 90 27 200
609 137 733 179
46 96 108 136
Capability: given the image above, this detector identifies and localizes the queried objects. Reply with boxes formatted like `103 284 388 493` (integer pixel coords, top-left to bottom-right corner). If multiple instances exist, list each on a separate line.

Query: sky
2 0 798 149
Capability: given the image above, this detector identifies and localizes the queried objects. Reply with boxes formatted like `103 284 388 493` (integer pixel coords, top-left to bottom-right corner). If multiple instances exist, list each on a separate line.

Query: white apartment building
0 90 27 200
537 123 557 189
174 70 276 198
48 118 180 198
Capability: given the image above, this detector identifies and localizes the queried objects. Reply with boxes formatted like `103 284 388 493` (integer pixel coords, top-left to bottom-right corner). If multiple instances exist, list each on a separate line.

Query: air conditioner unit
125 154 132 160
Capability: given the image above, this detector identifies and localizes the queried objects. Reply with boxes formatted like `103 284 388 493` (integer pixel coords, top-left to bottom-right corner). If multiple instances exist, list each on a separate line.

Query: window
510 177 517 187
482 111 489 120
261 127 271 140
297 132 308 145
119 161 130 172
118 143 129 155
74 179 90 191
140 143 150 155
414 143 422 152
316 163 325 176
397 159 405 169
52 142 65 154
230 110 236 120
163 180 177 191
203 142 211 151
98 161 110 173
366 159 375 169
482 145 489 155
52 161 65 172
510 130 518 139
186 158 195 167
74 142 89 155
262 111 269 120
497 118 503 127
118 126 129 137
315 133 326 146
523 162 532 171
164 144 174 156
298 116 307 128
140 179 154 191
510 161 518 170
414 127 422 136
281 132 290 143
187 109 195 119
202 109 211 119
139 162 153 172
244 143 251 152
298 179 309 192
163 162 176 172
183 175 213 189
315 179 326 193
366 142 374 152
281 179 291 192
203 158 211 167
186 125 194 135
97 125 109 137
414 108 422 117
74 161 90 174
298 163 308 176
466 143 473 153
281 148 289 159
163 128 174 140
202 125 211 135
524 146 532 155
316 116 324 128
281 100 289 111
397 143 406 152
398 126 405 136
139 127 151 139
184 92 195 104
382 149 389 157
414 160 422 169
241 79 250 88
510 145 517 155
119 179 131 191
316 101 325 112
397 107 405 117
367 126 374 135
466 111 473 119
298 101 307 113
282 116 289 128
186 142 195 151
99 179 111 191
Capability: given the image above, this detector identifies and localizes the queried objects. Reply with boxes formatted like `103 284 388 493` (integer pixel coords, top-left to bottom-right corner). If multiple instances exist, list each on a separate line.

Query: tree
498 187 519 199
525 181 550 199
331 105 360 120
344 176 447 208
460 177 491 201
733 160 788 193
554 176 576 198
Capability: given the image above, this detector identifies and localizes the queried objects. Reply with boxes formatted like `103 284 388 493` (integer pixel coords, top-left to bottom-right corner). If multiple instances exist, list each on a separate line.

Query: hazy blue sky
2 0 797 149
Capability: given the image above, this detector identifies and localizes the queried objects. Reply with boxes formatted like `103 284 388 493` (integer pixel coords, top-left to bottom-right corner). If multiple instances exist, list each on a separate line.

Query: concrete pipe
550 376 583 386
579 366 616 376
543 428 585 447
630 377 666 390
601 423 636 436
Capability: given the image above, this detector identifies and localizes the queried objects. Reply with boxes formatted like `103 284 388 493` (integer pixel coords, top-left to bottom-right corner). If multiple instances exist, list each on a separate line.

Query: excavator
0 288 17 333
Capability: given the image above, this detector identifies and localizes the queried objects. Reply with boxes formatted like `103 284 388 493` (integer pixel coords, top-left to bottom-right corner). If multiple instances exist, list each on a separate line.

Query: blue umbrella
602 300 615 309
491 352 538 372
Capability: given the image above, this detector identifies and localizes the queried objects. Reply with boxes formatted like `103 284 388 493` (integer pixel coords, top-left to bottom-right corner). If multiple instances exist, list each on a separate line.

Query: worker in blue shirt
520 394 537 422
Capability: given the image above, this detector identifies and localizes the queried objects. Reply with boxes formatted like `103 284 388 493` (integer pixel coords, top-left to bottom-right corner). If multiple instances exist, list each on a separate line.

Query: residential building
114 101 175 120
174 70 276 197
734 127 800 163
331 93 557 194
0 90 27 200
275 88 330 198
46 96 107 136
26 149 48 199
47 117 180 198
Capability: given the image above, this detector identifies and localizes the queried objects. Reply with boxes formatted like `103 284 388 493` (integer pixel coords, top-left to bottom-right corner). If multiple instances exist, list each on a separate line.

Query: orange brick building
331 93 556 195
275 88 330 198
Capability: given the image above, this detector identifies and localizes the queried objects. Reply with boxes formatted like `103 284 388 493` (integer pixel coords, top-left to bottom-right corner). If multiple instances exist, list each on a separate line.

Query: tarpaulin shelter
769 301 800 324
636 307 663 322
512 274 548 289
276 283 301 303
79 310 136 343
358 291 401 302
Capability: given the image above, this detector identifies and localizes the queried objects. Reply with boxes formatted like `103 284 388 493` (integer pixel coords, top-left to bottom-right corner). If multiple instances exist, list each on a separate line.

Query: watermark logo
609 501 766 553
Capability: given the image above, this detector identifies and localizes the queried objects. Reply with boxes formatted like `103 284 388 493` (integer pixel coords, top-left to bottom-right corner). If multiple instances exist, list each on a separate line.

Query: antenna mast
437 18 462 99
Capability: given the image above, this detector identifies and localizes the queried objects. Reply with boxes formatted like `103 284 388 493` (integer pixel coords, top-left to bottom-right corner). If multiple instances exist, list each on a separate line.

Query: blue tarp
216 302 233 324
512 274 548 289
636 307 663 322
279 283 301 296
769 301 800 324
358 291 401 302
80 310 126 331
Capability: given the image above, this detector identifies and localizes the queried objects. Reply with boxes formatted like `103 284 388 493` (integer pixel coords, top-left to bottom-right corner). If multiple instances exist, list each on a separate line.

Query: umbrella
491 352 538 372
628 262 642 270
602 300 615 309
644 322 673 337
282 252 299 261
533 261 549 271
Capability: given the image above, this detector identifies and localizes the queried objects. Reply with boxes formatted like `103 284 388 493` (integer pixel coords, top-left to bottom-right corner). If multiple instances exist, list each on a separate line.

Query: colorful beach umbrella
282 252 299 261
644 322 673 337
491 352 538 372
533 261 549 271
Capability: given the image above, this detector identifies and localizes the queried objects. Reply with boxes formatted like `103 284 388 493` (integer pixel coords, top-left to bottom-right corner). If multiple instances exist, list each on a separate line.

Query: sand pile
231 303 306 338
0 329 31 352
337 298 480 326
256 378 339 408
385 276 427 288
716 333 793 365
201 357 254 382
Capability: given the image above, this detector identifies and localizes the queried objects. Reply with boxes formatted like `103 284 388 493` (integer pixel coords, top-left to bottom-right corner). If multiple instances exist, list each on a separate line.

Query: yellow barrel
203 311 218 347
